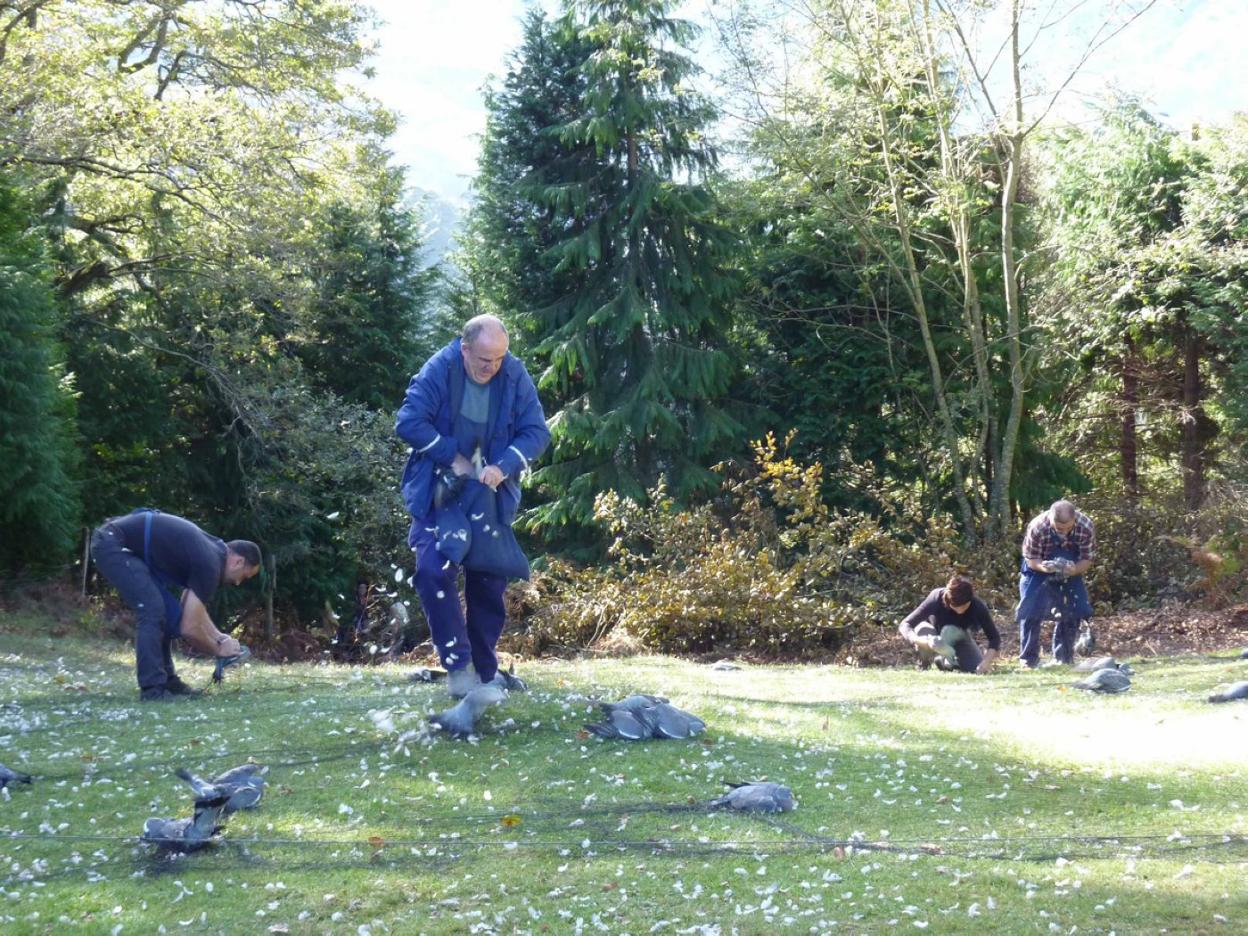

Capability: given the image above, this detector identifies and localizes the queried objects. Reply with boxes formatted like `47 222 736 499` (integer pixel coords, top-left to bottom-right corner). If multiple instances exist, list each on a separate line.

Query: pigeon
1074 622 1096 656
487 663 528 692
585 696 703 741
141 792 229 852
410 667 448 683
709 781 796 813
176 764 266 813
599 693 668 715
430 683 507 738
932 625 965 664
1207 681 1248 704
0 763 33 789
1073 668 1131 693
585 706 656 741
212 644 251 683
709 660 741 671
650 702 706 740
1240 648 1248 660
1072 656 1133 675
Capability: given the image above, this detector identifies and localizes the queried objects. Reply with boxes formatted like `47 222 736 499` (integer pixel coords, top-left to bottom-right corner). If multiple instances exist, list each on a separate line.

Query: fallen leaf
368 836 385 848
500 814 523 829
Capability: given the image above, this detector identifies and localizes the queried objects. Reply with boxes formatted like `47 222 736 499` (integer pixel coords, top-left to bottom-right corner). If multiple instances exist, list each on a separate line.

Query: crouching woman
898 576 1001 674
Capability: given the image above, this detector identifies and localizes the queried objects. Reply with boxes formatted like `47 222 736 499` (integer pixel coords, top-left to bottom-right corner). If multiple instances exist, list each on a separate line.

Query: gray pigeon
932 625 965 664
209 764 266 811
0 763 32 789
141 793 229 852
650 702 706 740
1240 648 1248 660
586 706 656 741
709 781 796 813
1074 622 1096 656
709 660 741 671
599 694 668 715
212 644 251 683
1207 680 1248 704
487 663 528 692
1073 656 1133 675
430 683 507 738
586 696 703 741
176 764 265 813
410 667 448 683
1073 668 1131 693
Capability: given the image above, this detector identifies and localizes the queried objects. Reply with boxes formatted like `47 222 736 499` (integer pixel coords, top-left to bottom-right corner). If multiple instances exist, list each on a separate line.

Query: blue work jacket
395 338 550 530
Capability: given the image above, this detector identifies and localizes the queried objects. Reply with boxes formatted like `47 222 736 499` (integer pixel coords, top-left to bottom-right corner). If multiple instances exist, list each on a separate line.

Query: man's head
943 575 975 614
1049 499 1077 534
225 540 262 585
461 314 509 384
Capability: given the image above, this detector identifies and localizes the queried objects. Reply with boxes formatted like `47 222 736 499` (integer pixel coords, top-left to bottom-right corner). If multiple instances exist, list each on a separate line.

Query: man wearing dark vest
395 315 550 699
91 510 261 701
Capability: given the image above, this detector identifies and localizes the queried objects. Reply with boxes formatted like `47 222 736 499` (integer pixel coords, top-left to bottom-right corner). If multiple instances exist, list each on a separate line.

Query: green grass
2 612 1246 935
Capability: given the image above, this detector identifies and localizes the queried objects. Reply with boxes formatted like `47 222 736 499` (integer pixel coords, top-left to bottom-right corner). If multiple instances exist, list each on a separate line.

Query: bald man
1016 499 1095 668
395 315 550 698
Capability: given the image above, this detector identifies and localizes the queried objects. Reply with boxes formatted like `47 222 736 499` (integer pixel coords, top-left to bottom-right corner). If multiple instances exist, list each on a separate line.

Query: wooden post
264 553 276 640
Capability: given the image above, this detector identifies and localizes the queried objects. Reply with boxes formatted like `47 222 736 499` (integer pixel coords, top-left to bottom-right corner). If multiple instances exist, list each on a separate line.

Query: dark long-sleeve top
899 587 1002 650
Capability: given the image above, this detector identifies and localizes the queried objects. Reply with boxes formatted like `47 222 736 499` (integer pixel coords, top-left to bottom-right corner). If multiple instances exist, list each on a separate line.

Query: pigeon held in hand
709 781 796 813
1073 668 1131 693
1207 680 1248 704
430 683 507 738
0 763 33 789
212 644 251 683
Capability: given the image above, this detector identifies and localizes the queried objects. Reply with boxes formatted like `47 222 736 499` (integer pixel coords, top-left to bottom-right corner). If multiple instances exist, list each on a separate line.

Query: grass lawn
2 611 1246 935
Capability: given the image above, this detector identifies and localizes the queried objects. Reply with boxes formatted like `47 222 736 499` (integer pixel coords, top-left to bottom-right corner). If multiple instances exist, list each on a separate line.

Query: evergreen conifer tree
0 181 80 574
526 0 744 529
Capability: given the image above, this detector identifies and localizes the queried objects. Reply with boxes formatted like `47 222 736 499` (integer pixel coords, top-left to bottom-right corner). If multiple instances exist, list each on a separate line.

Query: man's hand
976 649 999 674
451 453 474 477
479 465 505 490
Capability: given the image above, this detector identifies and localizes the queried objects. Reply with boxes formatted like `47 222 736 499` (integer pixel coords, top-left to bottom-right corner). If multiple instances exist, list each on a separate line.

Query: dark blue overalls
410 365 509 684
1015 542 1093 666
90 510 186 692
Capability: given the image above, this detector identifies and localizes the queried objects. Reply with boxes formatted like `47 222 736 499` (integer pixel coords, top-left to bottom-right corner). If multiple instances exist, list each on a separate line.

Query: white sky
361 0 1247 206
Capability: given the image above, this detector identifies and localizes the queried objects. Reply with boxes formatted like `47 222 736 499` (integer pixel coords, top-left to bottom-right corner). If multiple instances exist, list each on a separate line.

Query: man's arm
395 359 460 468
180 590 241 657
485 367 552 489
976 606 1002 673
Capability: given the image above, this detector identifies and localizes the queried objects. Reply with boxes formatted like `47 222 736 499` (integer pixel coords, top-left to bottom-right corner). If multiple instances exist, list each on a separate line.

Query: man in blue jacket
395 315 550 698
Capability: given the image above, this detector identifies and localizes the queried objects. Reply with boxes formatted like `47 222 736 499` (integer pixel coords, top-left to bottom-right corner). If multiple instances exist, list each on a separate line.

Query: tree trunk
987 3 1027 543
1181 322 1205 510
1120 337 1139 496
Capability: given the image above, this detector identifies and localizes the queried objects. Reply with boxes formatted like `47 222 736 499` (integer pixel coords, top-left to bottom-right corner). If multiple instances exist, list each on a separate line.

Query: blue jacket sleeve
495 366 551 480
395 357 459 466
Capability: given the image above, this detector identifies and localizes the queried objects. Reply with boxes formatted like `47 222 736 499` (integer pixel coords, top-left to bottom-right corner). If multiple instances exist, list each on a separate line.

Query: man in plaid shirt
1016 500 1095 667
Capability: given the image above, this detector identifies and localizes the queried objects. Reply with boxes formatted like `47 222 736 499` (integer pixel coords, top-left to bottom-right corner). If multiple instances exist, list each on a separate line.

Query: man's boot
165 677 203 697
447 663 480 699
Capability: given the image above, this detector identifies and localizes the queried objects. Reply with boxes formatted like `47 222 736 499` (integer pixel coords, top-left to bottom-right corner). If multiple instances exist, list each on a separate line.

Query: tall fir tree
525 0 743 531
0 180 80 575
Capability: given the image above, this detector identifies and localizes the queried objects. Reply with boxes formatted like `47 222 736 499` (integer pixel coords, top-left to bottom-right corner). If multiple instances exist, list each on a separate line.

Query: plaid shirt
1021 509 1095 563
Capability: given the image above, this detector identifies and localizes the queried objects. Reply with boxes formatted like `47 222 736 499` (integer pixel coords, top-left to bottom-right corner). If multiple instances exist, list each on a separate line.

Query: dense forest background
2 0 1245 651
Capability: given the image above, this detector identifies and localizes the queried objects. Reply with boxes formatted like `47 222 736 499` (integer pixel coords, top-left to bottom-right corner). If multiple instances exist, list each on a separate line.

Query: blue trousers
91 522 182 691
1019 611 1080 666
411 520 507 682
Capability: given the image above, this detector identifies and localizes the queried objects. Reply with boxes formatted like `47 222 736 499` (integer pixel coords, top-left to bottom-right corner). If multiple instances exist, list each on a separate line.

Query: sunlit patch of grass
1 620 1245 934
